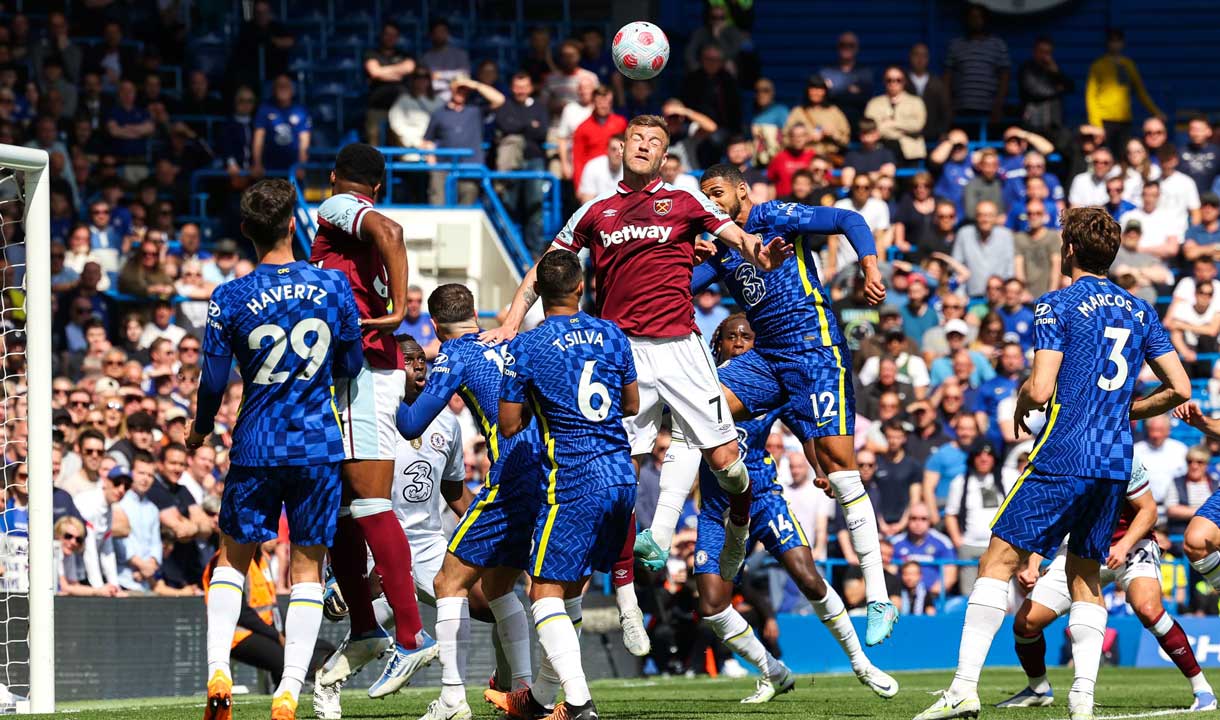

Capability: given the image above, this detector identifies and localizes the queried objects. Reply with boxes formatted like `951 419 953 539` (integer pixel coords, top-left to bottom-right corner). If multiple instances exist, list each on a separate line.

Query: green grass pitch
41 667 1210 719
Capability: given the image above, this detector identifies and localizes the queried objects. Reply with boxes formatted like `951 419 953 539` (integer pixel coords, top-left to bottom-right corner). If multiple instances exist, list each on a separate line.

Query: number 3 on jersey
1097 326 1130 391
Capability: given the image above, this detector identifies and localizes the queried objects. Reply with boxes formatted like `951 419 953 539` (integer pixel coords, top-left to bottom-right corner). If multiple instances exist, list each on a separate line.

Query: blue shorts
221 462 342 546
718 344 855 442
531 485 635 582
989 467 1127 561
694 490 810 577
1195 491 1220 529
448 481 539 571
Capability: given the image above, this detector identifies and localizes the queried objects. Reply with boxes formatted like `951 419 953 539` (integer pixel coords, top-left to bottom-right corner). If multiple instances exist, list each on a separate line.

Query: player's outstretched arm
1130 350 1192 421
358 211 409 334
481 249 561 344
784 205 886 304
1174 401 1220 438
395 390 452 441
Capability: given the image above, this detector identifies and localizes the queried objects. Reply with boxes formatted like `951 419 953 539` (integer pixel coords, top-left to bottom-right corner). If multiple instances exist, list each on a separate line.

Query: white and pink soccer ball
611 21 670 81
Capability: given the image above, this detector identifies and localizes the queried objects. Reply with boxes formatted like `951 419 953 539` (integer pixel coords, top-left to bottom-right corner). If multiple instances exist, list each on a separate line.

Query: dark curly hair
1061 206 1120 275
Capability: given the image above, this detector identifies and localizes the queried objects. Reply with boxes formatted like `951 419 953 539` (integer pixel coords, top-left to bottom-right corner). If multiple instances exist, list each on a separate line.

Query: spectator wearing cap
1103 174 1136 222
116 450 162 593
1123 181 1185 261
61 428 107 497
784 75 850 159
906 399 954 463
898 274 937 343
892 502 957 595
1069 147 1119 208
996 278 1035 348
72 467 129 592
1136 415 1190 503
1013 199 1062 298
1166 445 1220 537
952 200 1014 297
1086 29 1163 152
930 324 995 389
1185 192 1220 267
202 238 242 285
865 66 926 165
767 124 815 199
108 411 156 472
694 285 730 339
945 5 1010 122
1181 116 1220 195
945 441 1009 594
252 74 311 177
963 148 1004 222
840 119 898 190
1166 275 1219 378
875 419 922 536
1158 145 1203 226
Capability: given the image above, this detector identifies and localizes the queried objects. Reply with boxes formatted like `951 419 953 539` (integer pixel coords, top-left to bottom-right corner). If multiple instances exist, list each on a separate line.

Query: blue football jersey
501 312 637 504
204 261 361 466
427 333 541 491
1027 275 1175 480
699 410 781 516
698 202 875 353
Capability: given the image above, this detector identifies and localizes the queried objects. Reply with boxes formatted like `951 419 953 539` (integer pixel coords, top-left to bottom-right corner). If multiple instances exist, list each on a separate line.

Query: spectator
230 0 295 90
180 70 224 118
1166 446 1220 537
693 286 730 340
1121 137 1161 204
1167 279 1219 378
680 43 741 158
55 515 119 596
60 428 106 496
116 451 161 593
684 5 745 73
50 241 79 294
578 134 624 204
865 66 927 165
422 19 472 104
962 148 1004 221
1184 192 1220 266
148 443 207 588
818 31 872 125
891 502 957 594
571 86 626 192
1018 36 1073 137
748 78 788 166
388 67 443 160
944 5 1010 123
784 75 850 159
620 78 661 120
1134 415 1189 504
1169 257 1220 315
31 11 82 83
202 238 242 285
975 341 1026 446
251 74 311 177
857 354 916 418
905 42 951 142
1123 181 1185 261
830 175 892 276
659 155 700 195
1085 29 1163 151
175 259 215 335
859 332 930 397
219 86 257 180
997 279 1036 346
952 200 1014 296
898 560 937 614
86 21 135 92
1013 199 1063 297
139 301 188 350
841 119 897 189
875 420 922 535
179 444 217 503
117 236 174 298
766 124 815 199
1181 115 1220 195
364 21 416 145
1103 174 1137 222
105 79 154 165
395 285 441 359
495 72 550 250
1157 146 1202 226
542 39 596 111
577 26 615 85
929 128 975 218
72 468 128 592
423 77 505 206
1112 219 1172 304
554 75 596 181
945 441 1007 594
923 411 982 513
521 26 555 86
899 274 938 343
1069 146 1118 208
1002 150 1064 215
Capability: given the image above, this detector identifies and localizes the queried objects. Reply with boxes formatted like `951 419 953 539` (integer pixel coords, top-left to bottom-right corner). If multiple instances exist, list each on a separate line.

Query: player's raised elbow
1169 375 1193 407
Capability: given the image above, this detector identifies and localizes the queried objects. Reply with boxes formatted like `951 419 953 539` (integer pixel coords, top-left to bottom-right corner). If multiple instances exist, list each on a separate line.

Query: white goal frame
0 144 54 714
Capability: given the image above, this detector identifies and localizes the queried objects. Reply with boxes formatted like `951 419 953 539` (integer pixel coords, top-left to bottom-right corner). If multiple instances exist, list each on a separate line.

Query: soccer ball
612 21 670 81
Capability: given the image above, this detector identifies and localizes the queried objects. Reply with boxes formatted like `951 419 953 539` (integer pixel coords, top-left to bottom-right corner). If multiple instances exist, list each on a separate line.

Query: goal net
0 145 54 714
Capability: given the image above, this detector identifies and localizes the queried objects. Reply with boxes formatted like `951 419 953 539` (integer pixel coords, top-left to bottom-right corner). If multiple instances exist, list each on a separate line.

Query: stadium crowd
7 0 1220 677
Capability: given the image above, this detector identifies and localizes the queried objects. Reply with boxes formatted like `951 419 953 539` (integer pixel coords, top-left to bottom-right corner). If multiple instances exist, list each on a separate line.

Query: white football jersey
392 408 465 548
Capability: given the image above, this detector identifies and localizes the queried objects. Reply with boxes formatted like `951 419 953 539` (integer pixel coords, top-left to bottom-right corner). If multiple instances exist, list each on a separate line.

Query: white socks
615 583 639 614
649 443 701 551
1068 601 1107 715
206 565 245 680
489 592 533 689
373 595 395 630
811 584 869 674
948 576 1010 698
436 596 470 706
533 596 590 706
1193 551 1220 589
702 606 780 679
276 582 324 702
827 471 887 604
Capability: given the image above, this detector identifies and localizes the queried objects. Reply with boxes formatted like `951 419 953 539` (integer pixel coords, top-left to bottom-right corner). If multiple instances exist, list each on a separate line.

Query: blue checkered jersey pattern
698 410 781 517
501 312 637 504
427 333 542 491
203 261 361 466
693 203 875 353
1027 276 1175 480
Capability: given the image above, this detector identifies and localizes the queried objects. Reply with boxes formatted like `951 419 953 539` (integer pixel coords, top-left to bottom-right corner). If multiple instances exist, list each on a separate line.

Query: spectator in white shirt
830 174 891 276
1134 414 1189 504
1156 145 1202 226
55 516 124 596
73 469 129 593
577 134 624 203
1167 279 1219 376
1170 257 1220 315
659 154 700 195
1122 181 1185 260
555 74 596 181
784 450 835 560
178 444 217 503
201 238 242 286
1068 146 1117 207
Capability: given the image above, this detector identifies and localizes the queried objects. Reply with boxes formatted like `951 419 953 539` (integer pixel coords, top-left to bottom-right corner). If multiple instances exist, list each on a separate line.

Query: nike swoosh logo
816 418 834 428
951 698 971 709
780 535 794 544
873 681 894 692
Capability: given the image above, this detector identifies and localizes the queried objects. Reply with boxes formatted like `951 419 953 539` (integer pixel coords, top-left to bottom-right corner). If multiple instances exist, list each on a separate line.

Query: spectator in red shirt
572 85 627 191
767 123 815 198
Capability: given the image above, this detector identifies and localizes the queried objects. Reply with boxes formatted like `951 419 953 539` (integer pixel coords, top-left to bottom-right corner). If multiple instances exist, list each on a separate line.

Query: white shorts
338 361 405 461
625 333 738 455
1029 538 1162 616
365 534 446 606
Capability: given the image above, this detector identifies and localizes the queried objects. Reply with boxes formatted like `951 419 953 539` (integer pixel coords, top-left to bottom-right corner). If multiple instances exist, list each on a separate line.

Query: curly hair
709 312 749 364
1061 206 1120 275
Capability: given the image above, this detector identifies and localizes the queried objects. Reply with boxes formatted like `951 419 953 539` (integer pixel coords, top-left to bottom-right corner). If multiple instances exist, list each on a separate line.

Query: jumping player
915 206 1191 720
393 284 539 720
695 313 899 704
672 163 897 646
486 114 793 583
309 143 432 693
490 250 640 720
193 179 364 720
998 454 1216 712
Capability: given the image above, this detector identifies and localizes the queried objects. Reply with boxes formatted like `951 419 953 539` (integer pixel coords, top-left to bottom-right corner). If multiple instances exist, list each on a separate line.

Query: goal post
0 144 54 714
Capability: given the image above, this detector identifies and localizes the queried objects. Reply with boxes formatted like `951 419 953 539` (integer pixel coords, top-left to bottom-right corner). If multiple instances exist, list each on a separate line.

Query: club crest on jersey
430 432 446 451
695 550 708 567
653 198 672 216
